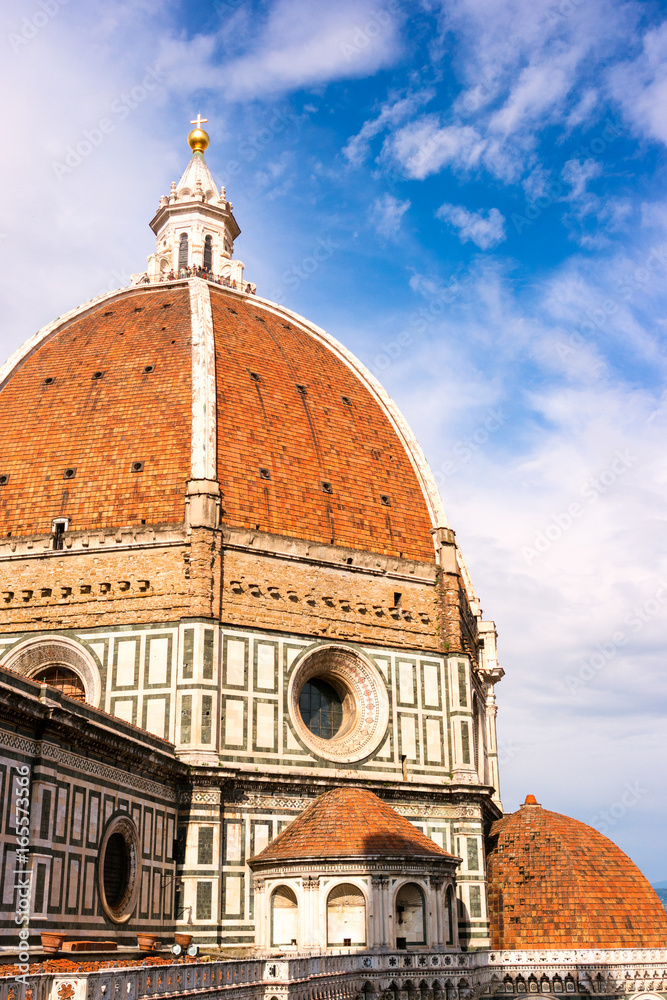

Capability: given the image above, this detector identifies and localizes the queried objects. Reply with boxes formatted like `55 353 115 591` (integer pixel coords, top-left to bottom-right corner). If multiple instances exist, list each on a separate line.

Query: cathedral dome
0 280 445 562
486 796 667 950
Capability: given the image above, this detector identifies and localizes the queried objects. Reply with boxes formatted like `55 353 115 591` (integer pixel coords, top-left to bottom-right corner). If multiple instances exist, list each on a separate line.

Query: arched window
270 885 298 947
32 665 86 702
178 233 189 270
327 883 366 946
395 882 426 946
203 235 213 271
445 886 455 945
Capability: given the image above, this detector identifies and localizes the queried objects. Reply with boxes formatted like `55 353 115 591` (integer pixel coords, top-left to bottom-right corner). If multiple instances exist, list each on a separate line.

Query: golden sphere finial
188 114 209 154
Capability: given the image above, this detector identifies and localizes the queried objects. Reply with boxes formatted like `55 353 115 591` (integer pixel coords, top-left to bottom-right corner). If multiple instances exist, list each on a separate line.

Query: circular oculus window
98 814 140 924
288 645 389 763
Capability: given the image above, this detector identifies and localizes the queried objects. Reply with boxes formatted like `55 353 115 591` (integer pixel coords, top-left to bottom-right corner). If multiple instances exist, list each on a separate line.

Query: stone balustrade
132 272 256 294
1 948 665 1000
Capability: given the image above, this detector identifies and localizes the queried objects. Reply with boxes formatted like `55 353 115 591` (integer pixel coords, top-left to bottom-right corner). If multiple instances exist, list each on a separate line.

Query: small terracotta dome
249 786 460 865
486 797 667 949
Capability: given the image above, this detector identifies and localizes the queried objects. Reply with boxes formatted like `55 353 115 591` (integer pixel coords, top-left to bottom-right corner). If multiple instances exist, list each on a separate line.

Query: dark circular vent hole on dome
299 678 343 740
131 461 144 473
43 377 55 386
0 475 9 486
249 372 261 382
92 370 104 380
227 307 237 315
63 468 76 480
103 832 130 909
256 316 266 323
341 395 352 405
259 467 271 480
143 365 155 374
295 384 307 395
102 311 114 317
380 494 391 506
162 302 173 309
133 306 144 313
322 481 333 494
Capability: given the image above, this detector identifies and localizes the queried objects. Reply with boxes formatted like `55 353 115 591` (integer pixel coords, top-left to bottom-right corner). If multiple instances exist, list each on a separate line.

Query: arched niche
271 885 298 948
327 882 366 946
395 882 426 946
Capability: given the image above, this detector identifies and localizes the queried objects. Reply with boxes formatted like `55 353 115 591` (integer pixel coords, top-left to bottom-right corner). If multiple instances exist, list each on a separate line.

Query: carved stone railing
131 273 256 294
1 948 665 1000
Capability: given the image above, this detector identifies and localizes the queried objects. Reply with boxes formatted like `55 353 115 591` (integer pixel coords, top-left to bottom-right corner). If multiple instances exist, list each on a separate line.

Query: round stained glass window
299 678 343 739
287 644 390 763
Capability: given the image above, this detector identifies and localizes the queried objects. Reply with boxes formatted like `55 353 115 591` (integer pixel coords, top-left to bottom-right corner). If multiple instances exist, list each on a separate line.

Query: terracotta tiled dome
486 796 667 949
0 281 440 562
249 786 459 865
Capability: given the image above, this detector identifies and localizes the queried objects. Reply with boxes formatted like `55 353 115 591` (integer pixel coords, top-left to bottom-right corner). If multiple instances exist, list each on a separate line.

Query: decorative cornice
0 733 180 801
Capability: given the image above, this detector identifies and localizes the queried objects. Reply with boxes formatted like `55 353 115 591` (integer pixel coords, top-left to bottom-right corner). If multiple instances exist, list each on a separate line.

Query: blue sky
1 0 667 880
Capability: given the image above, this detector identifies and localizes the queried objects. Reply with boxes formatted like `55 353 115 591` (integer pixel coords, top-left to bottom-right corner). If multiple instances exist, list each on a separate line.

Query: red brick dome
486 796 667 949
0 281 444 562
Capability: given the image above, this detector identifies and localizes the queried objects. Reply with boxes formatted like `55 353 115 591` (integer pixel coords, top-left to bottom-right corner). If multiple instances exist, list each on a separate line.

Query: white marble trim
188 279 217 481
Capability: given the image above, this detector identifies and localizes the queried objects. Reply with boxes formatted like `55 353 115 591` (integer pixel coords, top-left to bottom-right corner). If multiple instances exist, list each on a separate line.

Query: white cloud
369 193 410 238
381 245 667 876
608 19 667 145
158 0 404 100
564 88 599 131
342 89 434 167
522 164 552 201
488 55 578 137
369 0 636 186
436 203 506 249
562 158 603 200
384 116 484 179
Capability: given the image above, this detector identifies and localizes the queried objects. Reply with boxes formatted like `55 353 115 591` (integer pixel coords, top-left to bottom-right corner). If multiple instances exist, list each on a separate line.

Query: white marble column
301 876 320 950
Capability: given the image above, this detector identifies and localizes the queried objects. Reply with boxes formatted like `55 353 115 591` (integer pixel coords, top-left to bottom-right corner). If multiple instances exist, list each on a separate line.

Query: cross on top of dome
188 113 209 154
